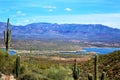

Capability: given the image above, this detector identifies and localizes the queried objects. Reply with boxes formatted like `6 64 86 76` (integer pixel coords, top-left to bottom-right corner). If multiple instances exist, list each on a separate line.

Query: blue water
1 48 16 55
83 47 120 54
2 48 120 55
60 47 120 54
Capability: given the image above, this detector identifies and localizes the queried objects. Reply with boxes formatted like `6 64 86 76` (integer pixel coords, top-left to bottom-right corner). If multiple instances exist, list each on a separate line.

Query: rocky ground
0 72 16 80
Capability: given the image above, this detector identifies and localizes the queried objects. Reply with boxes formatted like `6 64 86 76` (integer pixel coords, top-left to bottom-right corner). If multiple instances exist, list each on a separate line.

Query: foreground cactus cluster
72 55 106 80
88 54 106 80
3 18 21 79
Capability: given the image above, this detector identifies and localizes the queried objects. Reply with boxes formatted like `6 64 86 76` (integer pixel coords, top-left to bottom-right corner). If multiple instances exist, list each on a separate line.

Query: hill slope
80 50 120 80
99 51 120 80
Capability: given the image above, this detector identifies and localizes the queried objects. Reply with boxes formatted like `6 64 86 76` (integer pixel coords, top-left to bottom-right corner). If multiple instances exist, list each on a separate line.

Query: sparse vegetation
0 47 120 80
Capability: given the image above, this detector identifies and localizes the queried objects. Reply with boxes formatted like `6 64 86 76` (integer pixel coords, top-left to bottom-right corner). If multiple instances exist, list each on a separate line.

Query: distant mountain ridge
0 22 120 42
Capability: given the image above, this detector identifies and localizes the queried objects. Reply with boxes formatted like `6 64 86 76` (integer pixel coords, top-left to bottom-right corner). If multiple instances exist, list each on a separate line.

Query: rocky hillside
99 50 120 80
80 50 120 80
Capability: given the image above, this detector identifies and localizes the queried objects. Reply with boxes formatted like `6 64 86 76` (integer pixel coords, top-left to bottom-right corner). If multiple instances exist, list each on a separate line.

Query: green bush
19 73 39 80
45 66 73 80
0 49 15 74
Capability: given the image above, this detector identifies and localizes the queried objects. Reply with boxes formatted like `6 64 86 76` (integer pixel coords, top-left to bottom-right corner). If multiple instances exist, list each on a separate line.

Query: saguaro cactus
101 72 106 80
72 59 80 80
30 47 32 54
88 73 94 80
4 18 11 56
94 54 98 80
16 55 21 78
29 47 32 63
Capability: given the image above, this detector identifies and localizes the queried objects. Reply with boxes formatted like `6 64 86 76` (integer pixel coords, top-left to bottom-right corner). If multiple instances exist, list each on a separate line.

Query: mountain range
0 22 120 42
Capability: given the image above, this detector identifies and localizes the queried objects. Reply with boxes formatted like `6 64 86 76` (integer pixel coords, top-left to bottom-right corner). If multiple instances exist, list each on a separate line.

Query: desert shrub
45 66 73 80
0 49 16 74
0 49 6 71
19 73 39 80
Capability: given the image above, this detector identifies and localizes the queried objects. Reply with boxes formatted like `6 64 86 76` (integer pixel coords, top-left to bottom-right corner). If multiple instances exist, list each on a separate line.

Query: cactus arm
4 31 6 44
7 18 9 30
8 29 11 47
101 72 106 80
88 73 94 80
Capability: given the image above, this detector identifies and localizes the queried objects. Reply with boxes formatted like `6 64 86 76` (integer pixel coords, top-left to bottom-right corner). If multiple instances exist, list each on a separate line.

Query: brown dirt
49 57 90 62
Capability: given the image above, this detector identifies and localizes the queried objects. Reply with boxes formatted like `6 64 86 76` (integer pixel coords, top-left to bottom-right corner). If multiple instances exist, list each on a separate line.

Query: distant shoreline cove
60 47 120 54
1 48 17 55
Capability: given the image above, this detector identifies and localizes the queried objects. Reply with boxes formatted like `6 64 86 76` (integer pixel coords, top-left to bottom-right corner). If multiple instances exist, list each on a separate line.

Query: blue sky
0 0 120 28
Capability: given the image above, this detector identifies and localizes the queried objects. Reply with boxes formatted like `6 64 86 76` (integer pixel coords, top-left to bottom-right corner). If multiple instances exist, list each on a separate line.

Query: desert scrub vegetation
19 55 74 80
1 47 120 80
0 49 15 75
0 48 74 80
44 66 73 80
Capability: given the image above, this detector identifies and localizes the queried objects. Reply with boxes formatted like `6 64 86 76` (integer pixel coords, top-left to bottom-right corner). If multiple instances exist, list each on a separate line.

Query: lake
1 48 17 55
60 47 120 54
83 47 120 54
2 47 120 55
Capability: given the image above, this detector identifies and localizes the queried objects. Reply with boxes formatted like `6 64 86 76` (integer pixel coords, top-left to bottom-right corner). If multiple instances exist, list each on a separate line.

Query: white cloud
64 8 72 11
16 11 26 16
48 9 53 12
42 6 56 12
42 6 56 9
17 11 22 14
24 19 30 23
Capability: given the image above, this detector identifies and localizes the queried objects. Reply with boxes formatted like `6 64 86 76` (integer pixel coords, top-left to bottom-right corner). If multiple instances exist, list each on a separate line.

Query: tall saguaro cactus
4 18 11 56
16 55 21 78
94 54 98 80
72 59 80 80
